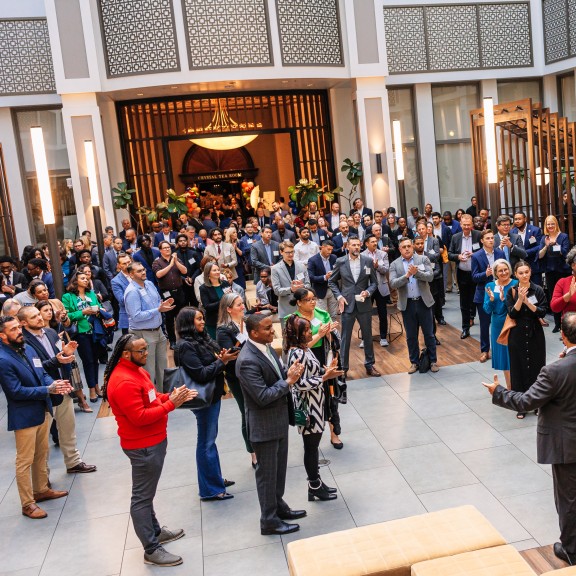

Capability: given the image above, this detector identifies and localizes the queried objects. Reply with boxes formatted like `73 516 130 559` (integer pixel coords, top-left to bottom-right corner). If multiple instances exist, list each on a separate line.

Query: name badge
163 291 171 298
528 295 539 305
311 318 321 327
383 234 388 238
247 239 253 244
188 257 195 264
33 358 42 368
148 388 156 403
296 272 304 280
236 332 247 344
428 249 435 254
529 236 536 244
552 245 561 252
472 243 480 251
223 287 232 294
319 236 325 242
15 283 21 289
494 285 501 294
365 266 371 274
273 251 279 257
56 340 63 351
418 263 426 271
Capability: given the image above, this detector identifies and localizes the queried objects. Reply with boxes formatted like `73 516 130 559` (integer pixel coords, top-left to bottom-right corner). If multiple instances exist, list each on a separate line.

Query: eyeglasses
302 297 317 303
131 347 149 355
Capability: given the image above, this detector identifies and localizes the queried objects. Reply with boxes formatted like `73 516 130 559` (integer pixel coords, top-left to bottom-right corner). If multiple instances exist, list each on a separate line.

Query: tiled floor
0 293 567 576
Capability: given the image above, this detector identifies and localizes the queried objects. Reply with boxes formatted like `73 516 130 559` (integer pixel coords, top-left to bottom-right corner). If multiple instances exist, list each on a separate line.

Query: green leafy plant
112 182 136 209
339 158 363 209
137 189 190 223
288 178 340 208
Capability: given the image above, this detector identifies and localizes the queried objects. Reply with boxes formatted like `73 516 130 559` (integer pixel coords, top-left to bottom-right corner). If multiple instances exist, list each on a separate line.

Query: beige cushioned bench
542 569 576 575
287 505 506 576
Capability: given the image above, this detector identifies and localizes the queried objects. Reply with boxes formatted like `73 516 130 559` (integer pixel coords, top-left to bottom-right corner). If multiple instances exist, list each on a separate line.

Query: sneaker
144 546 183 566
359 341 364 349
379 338 389 347
408 363 418 374
158 526 185 544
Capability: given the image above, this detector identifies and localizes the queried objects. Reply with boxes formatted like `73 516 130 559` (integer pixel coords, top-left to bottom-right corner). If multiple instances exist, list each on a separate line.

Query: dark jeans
456 269 476 329
75 333 101 389
430 277 445 321
401 298 437 365
162 286 185 344
373 291 389 339
302 432 322 482
476 302 492 353
227 375 253 453
193 401 225 498
123 439 167 554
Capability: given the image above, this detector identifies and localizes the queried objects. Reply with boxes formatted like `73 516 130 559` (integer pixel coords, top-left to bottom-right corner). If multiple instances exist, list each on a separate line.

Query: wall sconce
535 166 550 186
483 97 498 184
375 153 382 174
84 140 105 267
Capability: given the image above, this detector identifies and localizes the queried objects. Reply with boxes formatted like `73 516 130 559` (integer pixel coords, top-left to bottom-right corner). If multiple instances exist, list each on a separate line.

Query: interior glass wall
560 74 576 122
497 79 542 105
14 108 77 243
0 146 17 257
387 87 422 211
432 84 479 214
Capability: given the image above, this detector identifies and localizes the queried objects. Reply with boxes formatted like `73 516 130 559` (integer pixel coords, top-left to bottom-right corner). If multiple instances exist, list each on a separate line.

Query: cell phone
228 346 241 353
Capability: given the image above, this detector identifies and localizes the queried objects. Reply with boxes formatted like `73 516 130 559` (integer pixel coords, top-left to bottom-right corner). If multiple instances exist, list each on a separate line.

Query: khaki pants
445 261 458 291
316 289 339 321
53 395 81 469
130 328 167 391
14 413 51 507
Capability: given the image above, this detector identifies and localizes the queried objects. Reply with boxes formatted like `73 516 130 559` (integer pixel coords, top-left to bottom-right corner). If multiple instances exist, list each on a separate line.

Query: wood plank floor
345 307 482 379
520 545 570 573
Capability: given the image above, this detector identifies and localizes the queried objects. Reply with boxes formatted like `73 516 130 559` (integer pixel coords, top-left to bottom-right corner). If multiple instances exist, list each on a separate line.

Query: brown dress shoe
408 363 418 374
430 363 440 373
33 489 68 502
479 352 489 363
365 366 381 377
22 503 47 519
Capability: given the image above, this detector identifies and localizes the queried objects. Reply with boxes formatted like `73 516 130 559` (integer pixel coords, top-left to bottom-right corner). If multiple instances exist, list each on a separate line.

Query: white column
542 75 559 111
481 79 498 102
414 83 440 210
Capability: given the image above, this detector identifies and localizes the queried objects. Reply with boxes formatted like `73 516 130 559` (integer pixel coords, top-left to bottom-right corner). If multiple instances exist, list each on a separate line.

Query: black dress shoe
439 318 447 325
434 337 441 346
460 329 470 339
553 326 561 333
278 509 307 520
261 521 300 535
554 542 576 565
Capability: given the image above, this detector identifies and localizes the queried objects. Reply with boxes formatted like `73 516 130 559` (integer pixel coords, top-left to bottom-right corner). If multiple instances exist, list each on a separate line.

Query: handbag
162 344 216 409
497 315 517 345
418 347 431 373
69 360 84 391
294 397 310 428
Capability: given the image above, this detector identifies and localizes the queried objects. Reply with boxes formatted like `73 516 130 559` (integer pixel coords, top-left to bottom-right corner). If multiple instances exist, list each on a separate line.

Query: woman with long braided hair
105 333 196 567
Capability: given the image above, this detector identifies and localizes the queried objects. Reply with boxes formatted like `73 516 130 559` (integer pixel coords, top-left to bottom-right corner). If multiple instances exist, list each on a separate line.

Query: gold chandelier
187 99 261 151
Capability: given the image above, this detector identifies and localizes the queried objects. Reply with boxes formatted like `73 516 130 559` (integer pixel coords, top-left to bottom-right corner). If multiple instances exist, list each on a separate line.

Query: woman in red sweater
103 334 196 568
551 247 576 320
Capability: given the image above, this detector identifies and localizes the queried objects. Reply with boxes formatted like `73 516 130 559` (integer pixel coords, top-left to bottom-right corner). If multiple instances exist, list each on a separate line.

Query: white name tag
428 249 435 254
311 318 321 327
273 251 279 256
236 332 247 344
319 236 325 242
529 236 536 244
188 257 195 264
472 243 480 251
528 295 538 305
365 266 371 274
247 239 253 244
148 388 156 403
223 287 232 294
15 283 21 289
163 291 171 298
494 285 501 294
296 272 304 280
418 263 426 271
553 245 561 252
383 234 388 238
33 358 42 368
56 340 63 351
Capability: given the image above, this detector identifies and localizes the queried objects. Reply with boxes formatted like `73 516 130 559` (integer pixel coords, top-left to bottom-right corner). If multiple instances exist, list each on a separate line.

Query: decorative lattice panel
478 3 532 67
384 2 533 74
276 0 343 66
568 0 576 57
543 0 570 63
382 7 427 73
183 0 272 68
0 19 56 95
98 0 179 77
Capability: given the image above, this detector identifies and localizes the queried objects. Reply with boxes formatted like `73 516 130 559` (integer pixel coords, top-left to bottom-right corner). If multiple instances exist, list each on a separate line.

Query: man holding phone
124 262 175 390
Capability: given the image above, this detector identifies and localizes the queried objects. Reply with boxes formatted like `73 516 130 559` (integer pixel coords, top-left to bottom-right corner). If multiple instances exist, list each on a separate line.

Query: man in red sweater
105 334 196 567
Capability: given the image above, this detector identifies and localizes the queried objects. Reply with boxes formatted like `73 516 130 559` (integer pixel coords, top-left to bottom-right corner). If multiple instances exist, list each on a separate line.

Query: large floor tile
458 444 553 499
204 543 288 576
395 386 471 420
500 425 539 463
336 466 425 526
369 414 440 451
435 372 490 403
0 568 42 576
388 443 478 494
157 445 198 491
465 397 539 431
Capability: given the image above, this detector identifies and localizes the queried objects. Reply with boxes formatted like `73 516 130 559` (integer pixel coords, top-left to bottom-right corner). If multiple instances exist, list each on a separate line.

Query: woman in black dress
199 262 231 338
506 260 547 419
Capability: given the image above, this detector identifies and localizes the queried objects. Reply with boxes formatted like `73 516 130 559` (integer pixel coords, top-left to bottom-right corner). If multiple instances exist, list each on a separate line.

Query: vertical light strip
30 126 55 225
392 120 404 181
84 140 100 206
483 97 498 184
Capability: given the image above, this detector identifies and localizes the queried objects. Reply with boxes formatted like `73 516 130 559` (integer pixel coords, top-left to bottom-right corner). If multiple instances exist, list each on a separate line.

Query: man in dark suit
448 214 483 339
26 258 55 299
271 220 296 244
483 312 576 566
250 226 280 283
471 230 506 362
493 215 527 272
328 236 380 377
0 315 72 519
255 207 270 231
331 221 352 258
0 256 28 296
465 196 478 218
19 307 96 474
119 218 131 241
235 314 306 535
153 222 178 247
103 237 124 281
349 198 372 219
122 228 138 254
308 240 338 320
512 211 543 285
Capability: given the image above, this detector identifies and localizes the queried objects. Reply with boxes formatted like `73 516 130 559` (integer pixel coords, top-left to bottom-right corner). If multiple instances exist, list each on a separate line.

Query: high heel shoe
320 479 337 494
308 480 337 501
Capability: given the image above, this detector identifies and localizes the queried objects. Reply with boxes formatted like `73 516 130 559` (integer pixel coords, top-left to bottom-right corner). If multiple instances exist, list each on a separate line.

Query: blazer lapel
247 341 282 380
4 344 38 381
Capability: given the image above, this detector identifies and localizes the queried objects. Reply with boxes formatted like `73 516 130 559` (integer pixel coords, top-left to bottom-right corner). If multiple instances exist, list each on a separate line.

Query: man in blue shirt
124 262 175 389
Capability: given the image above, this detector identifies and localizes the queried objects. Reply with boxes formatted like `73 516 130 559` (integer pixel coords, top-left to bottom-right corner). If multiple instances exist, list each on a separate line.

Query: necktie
324 259 330 274
5 275 10 286
504 245 510 261
217 244 221 256
265 244 272 264
266 345 282 378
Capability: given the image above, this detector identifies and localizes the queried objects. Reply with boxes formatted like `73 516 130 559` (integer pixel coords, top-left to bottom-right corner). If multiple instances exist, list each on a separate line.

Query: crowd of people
1 193 576 567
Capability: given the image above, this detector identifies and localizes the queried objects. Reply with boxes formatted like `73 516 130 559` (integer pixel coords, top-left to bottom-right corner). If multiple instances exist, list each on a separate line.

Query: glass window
432 84 479 214
14 108 77 243
497 80 542 105
388 87 421 212
560 75 576 122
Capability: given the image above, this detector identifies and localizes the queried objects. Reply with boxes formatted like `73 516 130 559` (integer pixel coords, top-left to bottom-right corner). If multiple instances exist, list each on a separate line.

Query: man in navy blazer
307 240 338 319
331 221 352 258
0 316 72 518
471 230 505 362
153 222 178 247
493 215 527 273
512 211 543 285
26 259 56 299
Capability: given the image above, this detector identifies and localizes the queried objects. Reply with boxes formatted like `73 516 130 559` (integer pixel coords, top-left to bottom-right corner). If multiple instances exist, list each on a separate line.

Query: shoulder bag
163 343 216 410
497 288 517 346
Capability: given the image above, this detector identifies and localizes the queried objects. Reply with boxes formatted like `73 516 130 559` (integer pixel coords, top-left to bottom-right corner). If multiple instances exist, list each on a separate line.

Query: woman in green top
61 272 105 402
288 288 344 449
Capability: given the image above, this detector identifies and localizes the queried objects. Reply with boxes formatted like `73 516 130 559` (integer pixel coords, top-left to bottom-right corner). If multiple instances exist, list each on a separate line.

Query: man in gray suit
389 237 438 374
493 214 527 272
271 221 296 244
271 241 311 322
250 226 281 282
328 235 380 377
483 312 576 566
235 314 306 535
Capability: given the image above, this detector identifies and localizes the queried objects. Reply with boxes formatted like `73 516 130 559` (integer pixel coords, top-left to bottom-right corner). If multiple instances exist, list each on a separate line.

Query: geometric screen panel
0 19 56 95
382 7 427 73
183 0 272 68
98 0 180 77
276 0 343 66
543 0 576 63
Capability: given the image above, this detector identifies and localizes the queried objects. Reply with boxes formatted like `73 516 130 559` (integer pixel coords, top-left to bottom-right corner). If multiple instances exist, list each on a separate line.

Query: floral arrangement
288 178 337 212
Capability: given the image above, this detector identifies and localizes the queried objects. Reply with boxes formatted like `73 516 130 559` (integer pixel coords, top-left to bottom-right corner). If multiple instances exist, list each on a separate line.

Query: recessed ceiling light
137 93 144 96
171 86 178 89
306 83 314 87
281 80 289 84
